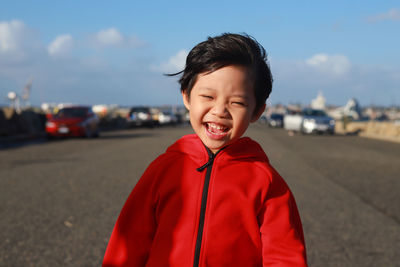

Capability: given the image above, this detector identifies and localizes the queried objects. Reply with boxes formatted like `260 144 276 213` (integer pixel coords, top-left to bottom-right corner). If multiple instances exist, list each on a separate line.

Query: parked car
267 113 284 128
284 108 335 134
158 111 178 125
46 106 100 138
126 106 155 128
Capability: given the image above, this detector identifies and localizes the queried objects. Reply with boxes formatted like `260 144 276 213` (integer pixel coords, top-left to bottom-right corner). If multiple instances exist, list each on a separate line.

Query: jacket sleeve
102 160 159 267
259 169 308 267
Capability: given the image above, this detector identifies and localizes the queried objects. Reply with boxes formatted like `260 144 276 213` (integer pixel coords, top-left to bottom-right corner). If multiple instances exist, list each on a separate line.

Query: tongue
210 128 223 134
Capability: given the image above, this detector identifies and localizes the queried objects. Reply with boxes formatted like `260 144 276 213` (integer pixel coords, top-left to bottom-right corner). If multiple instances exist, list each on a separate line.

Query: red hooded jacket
103 134 307 266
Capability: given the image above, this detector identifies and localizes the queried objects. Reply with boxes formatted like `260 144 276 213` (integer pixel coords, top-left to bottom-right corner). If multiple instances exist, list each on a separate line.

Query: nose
211 100 229 118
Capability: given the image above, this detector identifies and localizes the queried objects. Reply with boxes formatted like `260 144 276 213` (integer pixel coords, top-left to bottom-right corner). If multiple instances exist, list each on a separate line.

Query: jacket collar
166 134 269 167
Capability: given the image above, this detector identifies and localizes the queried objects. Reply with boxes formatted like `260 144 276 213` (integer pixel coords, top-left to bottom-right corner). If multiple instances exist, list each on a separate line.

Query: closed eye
200 95 213 100
232 102 246 106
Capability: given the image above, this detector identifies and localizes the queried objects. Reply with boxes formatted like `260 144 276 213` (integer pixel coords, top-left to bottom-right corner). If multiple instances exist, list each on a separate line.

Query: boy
103 33 307 266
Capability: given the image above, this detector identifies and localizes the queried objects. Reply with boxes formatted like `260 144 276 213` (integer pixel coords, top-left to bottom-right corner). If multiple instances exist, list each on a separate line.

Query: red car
46 106 100 138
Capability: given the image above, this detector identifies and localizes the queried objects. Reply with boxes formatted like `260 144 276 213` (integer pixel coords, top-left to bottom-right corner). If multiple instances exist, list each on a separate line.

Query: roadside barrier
0 107 46 137
335 120 400 143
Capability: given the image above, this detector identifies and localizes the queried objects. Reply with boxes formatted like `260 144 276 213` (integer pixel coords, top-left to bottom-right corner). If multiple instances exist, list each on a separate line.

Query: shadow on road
98 132 158 140
0 130 159 150
0 137 46 150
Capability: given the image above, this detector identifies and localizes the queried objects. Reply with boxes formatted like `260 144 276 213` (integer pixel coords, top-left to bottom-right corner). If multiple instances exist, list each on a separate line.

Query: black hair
167 33 273 114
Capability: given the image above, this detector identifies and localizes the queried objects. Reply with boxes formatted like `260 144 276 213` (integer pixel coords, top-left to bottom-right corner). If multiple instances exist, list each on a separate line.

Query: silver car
284 108 335 134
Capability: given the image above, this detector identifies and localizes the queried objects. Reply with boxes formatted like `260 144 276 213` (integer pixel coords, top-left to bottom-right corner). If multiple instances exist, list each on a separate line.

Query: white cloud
47 34 73 56
0 20 26 53
168 50 187 71
367 8 400 23
0 20 163 106
127 35 146 47
94 28 124 46
306 53 351 76
270 56 400 106
0 19 45 68
151 50 187 73
89 28 145 49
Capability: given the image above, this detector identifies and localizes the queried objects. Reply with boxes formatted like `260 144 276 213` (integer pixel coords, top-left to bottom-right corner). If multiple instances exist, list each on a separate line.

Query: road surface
1 124 399 266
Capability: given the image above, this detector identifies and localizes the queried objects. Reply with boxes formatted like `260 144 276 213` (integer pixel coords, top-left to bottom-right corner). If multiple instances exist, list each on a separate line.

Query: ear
251 103 266 122
182 91 190 111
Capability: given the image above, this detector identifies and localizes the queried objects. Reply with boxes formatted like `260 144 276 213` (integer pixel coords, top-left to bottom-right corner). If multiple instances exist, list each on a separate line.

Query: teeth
208 123 226 130
206 123 228 135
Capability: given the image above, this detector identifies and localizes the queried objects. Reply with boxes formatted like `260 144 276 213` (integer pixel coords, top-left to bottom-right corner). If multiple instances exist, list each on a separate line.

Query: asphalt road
1 124 399 267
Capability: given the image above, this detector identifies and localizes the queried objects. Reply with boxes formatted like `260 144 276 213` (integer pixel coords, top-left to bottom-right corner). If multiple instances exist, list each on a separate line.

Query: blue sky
1 1 399 107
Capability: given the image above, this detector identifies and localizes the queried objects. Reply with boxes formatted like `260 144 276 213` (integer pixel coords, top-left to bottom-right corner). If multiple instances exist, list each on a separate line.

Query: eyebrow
197 87 215 91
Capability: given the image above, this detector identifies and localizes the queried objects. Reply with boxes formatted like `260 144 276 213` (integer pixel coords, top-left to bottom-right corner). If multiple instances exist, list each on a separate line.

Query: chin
203 139 231 152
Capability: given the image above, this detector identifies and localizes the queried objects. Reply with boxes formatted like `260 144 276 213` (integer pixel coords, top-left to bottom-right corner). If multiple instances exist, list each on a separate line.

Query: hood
166 134 269 167
49 117 85 125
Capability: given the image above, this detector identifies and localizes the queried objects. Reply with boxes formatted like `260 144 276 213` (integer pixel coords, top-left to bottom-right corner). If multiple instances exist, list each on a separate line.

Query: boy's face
183 65 265 153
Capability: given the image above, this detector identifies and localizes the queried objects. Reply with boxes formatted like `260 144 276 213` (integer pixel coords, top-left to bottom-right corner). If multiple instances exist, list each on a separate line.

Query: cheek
189 105 205 123
234 109 252 121
192 101 208 116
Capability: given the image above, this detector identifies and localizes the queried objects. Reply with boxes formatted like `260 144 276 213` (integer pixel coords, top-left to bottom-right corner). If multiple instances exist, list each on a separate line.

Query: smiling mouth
205 122 229 136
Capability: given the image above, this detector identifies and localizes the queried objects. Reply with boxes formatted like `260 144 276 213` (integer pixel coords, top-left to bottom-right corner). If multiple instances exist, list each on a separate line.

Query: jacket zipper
193 148 220 267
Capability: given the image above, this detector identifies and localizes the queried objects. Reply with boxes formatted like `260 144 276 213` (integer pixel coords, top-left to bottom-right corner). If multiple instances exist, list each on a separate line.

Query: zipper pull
196 157 214 172
196 145 227 172
196 149 215 172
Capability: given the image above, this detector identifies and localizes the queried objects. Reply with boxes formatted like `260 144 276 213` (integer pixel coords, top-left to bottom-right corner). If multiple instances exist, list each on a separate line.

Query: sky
1 1 399 107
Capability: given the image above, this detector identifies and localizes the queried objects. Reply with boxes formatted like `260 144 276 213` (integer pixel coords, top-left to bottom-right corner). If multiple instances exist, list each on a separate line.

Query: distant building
311 91 326 110
329 98 363 120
